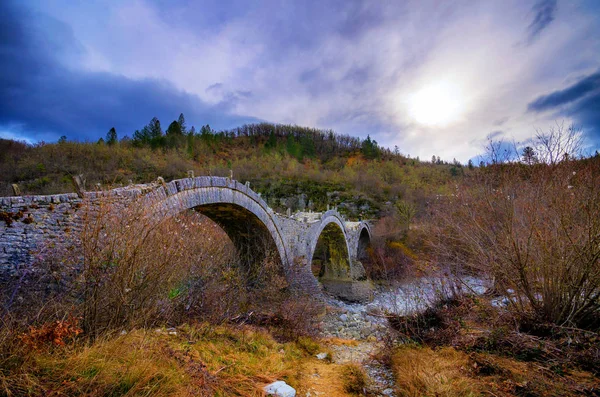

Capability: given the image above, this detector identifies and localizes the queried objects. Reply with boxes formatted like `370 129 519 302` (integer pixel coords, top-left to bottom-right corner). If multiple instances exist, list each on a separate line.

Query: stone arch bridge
0 177 373 301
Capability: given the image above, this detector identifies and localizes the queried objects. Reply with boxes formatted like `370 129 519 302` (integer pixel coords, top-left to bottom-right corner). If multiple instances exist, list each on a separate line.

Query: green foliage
286 134 302 160
133 117 164 149
106 128 117 146
166 120 184 148
361 135 380 160
177 113 186 135
265 129 277 150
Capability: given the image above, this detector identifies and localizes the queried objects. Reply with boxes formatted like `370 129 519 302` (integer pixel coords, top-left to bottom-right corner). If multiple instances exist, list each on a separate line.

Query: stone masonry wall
1 193 83 278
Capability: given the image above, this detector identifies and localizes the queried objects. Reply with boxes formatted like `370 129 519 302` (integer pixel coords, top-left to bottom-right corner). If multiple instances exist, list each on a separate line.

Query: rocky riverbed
316 276 490 396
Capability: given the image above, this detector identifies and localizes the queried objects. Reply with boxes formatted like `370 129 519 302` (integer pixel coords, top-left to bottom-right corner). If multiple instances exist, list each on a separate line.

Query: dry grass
297 360 350 397
323 337 360 347
341 363 368 394
388 296 600 396
392 344 600 397
392 346 480 397
1 321 371 396
0 323 309 396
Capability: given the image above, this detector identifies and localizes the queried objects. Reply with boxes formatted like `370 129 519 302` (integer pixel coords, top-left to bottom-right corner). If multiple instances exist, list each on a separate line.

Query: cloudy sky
1 0 599 161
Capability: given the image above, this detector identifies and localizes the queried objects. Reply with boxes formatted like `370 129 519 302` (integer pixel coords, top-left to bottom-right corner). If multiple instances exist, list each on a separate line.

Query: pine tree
361 135 380 159
286 134 302 159
187 126 196 157
148 117 164 149
166 120 184 148
265 130 277 149
177 113 187 135
106 127 117 146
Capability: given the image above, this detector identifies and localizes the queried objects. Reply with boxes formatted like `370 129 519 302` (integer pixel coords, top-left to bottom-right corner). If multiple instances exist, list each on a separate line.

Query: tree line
99 114 385 162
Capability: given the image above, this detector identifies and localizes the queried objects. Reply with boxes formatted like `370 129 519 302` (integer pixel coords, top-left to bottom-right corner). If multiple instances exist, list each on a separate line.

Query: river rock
264 381 296 397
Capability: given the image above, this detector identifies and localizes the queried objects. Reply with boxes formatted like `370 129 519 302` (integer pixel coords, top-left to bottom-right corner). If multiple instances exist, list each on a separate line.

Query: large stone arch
139 178 291 285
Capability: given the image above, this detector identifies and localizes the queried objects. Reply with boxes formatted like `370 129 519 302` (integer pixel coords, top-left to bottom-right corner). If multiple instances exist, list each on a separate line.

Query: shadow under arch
357 225 372 262
193 203 281 285
146 185 290 286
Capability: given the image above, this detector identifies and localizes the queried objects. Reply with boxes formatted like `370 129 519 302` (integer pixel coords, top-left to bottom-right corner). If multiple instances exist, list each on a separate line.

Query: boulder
264 381 296 397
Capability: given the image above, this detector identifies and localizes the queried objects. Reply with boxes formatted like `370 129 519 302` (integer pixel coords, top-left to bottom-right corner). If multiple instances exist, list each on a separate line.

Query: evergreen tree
166 120 184 148
148 117 164 149
132 128 149 147
361 135 380 159
300 134 315 158
187 126 196 157
200 125 213 143
177 113 187 135
265 130 277 149
286 134 302 159
106 127 117 146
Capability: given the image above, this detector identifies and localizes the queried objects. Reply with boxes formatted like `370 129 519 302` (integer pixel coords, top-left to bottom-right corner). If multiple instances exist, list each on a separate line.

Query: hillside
0 122 465 220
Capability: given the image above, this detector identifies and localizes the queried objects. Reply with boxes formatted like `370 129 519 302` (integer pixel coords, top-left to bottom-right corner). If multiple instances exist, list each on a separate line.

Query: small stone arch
357 224 372 262
310 222 353 280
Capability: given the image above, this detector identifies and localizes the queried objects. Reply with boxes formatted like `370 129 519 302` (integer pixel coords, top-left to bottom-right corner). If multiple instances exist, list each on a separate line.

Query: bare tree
534 122 584 165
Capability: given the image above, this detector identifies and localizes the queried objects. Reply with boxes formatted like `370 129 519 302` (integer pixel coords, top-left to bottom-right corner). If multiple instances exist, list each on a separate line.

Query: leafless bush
427 152 600 329
364 209 416 280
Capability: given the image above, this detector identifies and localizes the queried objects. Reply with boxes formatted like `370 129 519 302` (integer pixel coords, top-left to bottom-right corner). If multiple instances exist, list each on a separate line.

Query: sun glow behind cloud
408 81 466 127
2 0 600 161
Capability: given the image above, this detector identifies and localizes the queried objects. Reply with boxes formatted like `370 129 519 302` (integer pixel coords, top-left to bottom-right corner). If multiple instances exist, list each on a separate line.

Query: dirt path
297 296 397 396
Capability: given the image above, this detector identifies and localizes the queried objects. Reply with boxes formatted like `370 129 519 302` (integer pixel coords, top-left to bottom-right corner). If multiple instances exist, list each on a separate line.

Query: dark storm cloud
528 71 600 141
0 1 258 142
526 0 557 43
527 71 600 111
571 91 600 140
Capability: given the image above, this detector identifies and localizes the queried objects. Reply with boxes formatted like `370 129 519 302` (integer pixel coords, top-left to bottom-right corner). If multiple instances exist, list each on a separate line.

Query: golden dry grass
296 360 353 397
0 323 308 396
391 344 600 397
392 346 480 397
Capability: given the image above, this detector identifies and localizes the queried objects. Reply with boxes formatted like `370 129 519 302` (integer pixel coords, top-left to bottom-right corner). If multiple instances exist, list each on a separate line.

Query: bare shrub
427 154 600 329
364 209 415 280
77 198 195 336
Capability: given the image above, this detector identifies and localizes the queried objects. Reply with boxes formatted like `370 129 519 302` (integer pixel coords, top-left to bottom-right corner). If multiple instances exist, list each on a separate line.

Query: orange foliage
19 316 82 349
345 155 364 167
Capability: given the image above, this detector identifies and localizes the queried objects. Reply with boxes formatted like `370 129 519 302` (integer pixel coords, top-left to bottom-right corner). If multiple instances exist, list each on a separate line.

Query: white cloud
26 0 600 161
